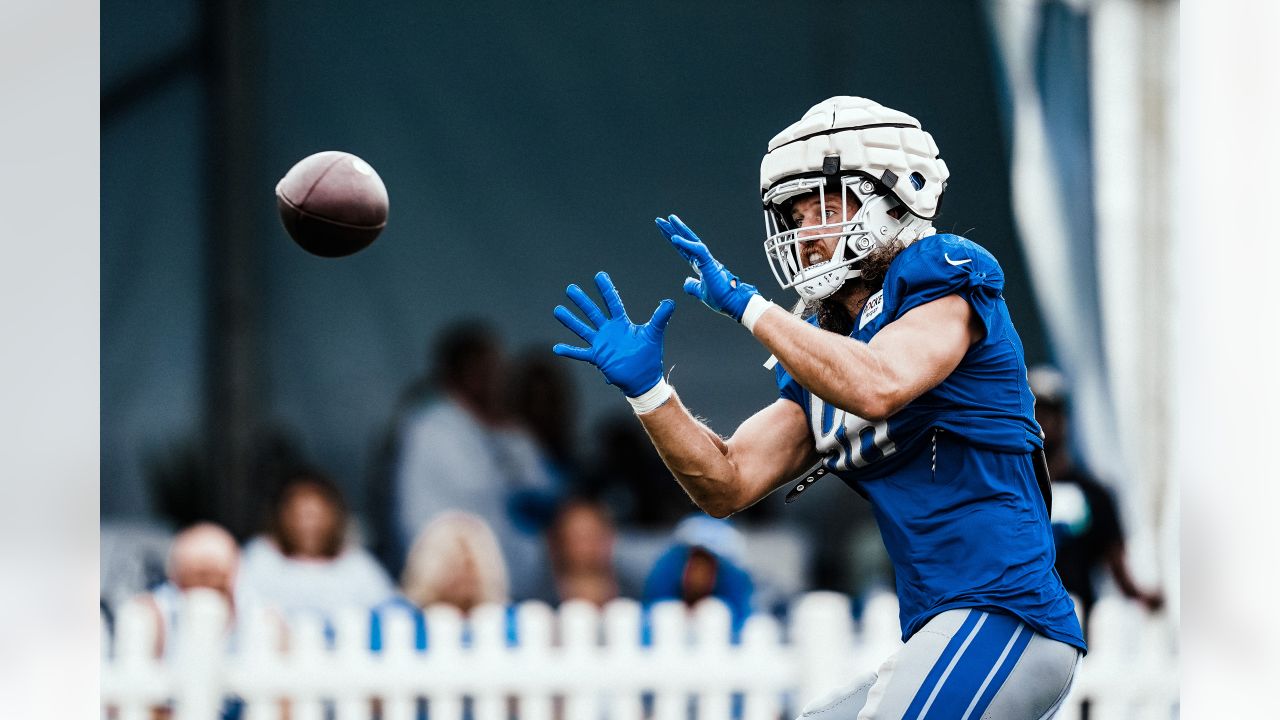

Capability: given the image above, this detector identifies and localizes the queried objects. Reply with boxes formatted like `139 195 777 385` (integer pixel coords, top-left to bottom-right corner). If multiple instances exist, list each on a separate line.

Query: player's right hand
552 271 675 398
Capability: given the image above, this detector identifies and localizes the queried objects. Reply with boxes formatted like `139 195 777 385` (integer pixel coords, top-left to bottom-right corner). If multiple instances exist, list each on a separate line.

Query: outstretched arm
1105 544 1166 612
656 214 980 421
551 270 815 517
635 394 817 518
750 294 981 421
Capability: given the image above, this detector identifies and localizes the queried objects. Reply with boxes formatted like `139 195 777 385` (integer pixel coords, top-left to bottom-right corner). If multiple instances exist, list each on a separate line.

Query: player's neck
836 281 880 318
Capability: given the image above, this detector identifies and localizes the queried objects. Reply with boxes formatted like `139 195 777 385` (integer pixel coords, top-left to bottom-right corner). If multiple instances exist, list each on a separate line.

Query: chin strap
894 220 935 247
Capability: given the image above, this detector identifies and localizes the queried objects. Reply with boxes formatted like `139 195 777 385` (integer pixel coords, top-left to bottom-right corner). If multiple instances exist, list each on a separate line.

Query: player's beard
806 237 904 335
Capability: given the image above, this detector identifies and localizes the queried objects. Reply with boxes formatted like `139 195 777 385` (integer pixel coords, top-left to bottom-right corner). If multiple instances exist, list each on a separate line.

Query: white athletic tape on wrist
741 294 775 333
626 379 673 414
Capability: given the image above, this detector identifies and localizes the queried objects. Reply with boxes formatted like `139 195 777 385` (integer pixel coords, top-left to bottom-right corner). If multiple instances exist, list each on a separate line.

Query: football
275 151 388 257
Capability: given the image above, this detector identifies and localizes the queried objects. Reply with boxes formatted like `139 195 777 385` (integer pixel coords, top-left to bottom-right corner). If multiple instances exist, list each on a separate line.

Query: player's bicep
723 398 817 511
867 294 979 415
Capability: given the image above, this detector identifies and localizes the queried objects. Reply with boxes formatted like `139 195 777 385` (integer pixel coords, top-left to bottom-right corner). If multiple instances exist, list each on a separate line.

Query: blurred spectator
507 348 580 490
135 522 259 720
582 413 694 528
138 522 243 656
101 519 173 610
401 511 510 613
545 497 635 606
238 469 396 619
367 512 515 720
390 322 558 599
643 515 755 634
369 512 511 666
1031 366 1164 624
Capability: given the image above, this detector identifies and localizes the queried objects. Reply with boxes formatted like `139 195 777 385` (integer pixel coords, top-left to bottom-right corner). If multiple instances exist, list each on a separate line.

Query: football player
553 96 1085 718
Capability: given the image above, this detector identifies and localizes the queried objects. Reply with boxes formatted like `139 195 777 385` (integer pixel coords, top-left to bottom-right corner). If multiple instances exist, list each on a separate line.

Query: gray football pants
797 609 1081 720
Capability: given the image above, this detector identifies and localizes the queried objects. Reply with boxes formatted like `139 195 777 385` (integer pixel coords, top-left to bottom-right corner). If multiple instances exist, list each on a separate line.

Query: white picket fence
101 590 1177 720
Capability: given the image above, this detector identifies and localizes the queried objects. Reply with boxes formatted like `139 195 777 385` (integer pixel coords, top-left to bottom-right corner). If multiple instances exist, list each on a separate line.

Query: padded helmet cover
760 96 948 219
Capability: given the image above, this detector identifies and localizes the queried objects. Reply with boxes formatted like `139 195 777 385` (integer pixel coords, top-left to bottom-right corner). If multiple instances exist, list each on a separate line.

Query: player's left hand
655 214 760 322
552 271 675 398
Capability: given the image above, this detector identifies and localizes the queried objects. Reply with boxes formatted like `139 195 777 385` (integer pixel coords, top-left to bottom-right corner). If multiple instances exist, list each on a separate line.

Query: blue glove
552 271 675 397
655 214 760 322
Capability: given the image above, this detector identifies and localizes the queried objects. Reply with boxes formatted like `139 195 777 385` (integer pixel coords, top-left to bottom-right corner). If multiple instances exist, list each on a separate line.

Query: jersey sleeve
774 360 805 407
773 315 819 406
888 234 1006 337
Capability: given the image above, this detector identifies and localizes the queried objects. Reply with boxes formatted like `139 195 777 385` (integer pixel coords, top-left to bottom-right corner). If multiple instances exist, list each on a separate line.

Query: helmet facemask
763 173 933 302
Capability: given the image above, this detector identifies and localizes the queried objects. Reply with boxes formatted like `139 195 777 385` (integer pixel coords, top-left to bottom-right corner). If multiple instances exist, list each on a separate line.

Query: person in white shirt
392 323 559 600
238 470 395 620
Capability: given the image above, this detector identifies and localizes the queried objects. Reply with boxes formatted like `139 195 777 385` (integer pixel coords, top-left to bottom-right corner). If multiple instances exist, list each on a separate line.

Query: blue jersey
776 233 1085 651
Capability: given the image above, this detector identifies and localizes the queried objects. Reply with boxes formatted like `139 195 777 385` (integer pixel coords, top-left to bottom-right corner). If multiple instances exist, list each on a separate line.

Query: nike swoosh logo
945 253 972 266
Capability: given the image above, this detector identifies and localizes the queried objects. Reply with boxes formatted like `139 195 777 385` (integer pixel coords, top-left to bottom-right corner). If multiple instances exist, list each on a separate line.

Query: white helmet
760 96 950 302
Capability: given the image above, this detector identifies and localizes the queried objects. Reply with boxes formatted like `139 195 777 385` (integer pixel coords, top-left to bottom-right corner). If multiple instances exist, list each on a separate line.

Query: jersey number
809 395 896 470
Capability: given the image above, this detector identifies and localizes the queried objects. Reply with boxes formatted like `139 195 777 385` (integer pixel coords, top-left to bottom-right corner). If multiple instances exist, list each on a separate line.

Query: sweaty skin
636 288 982 518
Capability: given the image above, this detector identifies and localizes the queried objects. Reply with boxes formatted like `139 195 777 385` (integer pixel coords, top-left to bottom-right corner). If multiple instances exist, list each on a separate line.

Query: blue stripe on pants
902 610 982 719
962 620 1035 719
921 612 1026 719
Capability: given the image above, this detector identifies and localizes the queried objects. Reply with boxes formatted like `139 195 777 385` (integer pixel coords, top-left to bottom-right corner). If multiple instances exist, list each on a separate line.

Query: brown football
275 151 388 257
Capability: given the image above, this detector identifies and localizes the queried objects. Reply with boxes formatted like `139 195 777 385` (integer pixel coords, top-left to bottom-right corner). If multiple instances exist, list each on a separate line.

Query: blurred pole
985 0 1125 489
203 0 261 538
1090 0 1177 589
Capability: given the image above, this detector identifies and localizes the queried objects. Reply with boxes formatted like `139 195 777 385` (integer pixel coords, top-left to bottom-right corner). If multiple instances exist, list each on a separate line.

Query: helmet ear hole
910 172 926 190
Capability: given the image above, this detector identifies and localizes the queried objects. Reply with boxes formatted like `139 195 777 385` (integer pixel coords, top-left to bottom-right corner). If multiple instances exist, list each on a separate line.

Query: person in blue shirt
552 96 1083 719
643 514 755 639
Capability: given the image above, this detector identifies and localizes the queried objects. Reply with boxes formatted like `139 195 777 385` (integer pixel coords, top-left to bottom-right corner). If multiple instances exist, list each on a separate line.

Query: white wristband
626 379 673 414
741 294 775 333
